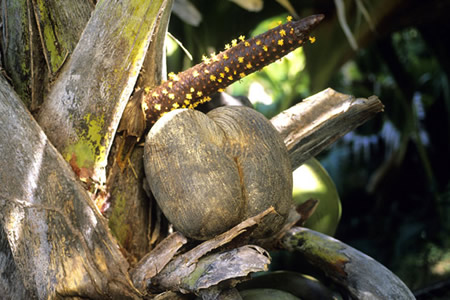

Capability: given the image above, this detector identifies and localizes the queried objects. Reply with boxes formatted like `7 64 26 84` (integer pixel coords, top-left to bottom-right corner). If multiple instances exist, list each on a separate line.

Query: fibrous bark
37 0 172 187
271 88 383 170
0 75 139 299
282 227 415 299
0 0 93 110
106 0 174 263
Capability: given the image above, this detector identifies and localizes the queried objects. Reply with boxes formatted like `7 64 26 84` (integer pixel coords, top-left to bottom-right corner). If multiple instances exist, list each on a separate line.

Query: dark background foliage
167 0 450 298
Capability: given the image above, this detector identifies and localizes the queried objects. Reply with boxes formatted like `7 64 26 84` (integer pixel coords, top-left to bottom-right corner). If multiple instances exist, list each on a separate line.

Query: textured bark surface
106 146 152 264
31 0 93 75
0 226 33 299
37 0 170 185
282 227 416 299
0 0 92 109
0 76 140 299
0 0 33 107
130 232 187 292
148 209 274 294
106 0 173 263
270 88 384 170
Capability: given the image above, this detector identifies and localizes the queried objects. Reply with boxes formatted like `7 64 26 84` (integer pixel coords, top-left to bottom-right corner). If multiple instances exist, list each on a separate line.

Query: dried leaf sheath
142 14 324 125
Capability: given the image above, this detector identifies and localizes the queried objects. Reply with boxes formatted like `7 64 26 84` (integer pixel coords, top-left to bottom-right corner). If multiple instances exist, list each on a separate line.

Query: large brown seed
144 106 292 240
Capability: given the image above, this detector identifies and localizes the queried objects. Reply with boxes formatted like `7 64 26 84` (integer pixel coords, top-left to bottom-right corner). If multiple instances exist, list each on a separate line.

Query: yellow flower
279 29 286 37
154 103 161 111
210 75 216 81
168 72 179 81
238 57 244 63
278 39 284 46
287 16 293 22
210 52 219 62
202 55 210 64
309 36 316 44
239 35 245 41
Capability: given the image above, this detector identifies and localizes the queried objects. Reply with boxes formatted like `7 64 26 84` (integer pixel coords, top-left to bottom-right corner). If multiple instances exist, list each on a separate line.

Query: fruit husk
144 106 292 240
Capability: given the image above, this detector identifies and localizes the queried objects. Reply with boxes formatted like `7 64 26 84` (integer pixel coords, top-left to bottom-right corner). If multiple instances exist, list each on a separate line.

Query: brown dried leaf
130 232 187 292
155 245 270 294
148 208 275 293
281 227 415 299
271 88 384 170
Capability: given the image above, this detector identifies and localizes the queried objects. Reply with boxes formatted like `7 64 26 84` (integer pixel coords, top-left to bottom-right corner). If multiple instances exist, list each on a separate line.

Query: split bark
281 227 416 299
106 0 174 263
37 0 172 186
0 0 93 110
0 76 140 299
271 88 384 170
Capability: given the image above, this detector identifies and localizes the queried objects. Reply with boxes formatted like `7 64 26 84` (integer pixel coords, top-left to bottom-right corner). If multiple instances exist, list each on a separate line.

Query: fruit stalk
142 14 324 125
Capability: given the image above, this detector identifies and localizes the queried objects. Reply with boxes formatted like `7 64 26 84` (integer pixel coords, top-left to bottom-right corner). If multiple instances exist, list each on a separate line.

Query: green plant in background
320 25 450 294
167 14 311 118
166 0 450 296
227 15 310 118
